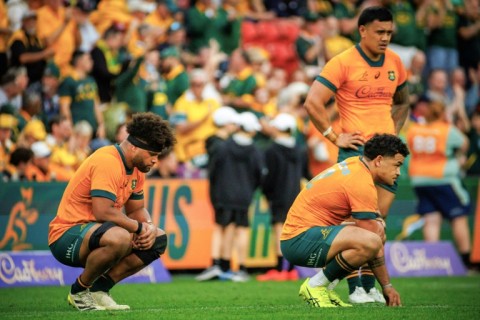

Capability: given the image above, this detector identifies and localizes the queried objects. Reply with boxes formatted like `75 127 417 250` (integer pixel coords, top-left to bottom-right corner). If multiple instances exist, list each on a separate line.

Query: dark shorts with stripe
414 184 471 220
280 225 346 268
338 146 398 193
214 208 249 227
49 222 96 267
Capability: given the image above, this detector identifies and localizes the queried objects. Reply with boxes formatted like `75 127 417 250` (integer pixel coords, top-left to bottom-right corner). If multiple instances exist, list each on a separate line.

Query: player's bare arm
91 197 144 235
305 81 364 149
391 85 410 135
125 198 157 250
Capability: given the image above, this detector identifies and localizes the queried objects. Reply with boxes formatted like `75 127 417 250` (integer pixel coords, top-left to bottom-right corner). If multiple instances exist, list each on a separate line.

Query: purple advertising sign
295 241 467 279
0 251 171 288
385 241 467 277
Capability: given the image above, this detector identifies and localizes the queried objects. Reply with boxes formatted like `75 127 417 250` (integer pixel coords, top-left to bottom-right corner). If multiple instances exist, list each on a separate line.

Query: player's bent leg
91 229 167 310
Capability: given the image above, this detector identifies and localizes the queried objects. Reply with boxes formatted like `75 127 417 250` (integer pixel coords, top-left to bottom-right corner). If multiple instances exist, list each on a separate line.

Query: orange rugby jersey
406 120 464 179
281 156 379 240
48 145 145 245
317 44 407 139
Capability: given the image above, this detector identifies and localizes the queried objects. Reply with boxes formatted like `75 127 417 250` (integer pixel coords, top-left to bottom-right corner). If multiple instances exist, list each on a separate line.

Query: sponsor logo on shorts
307 249 322 267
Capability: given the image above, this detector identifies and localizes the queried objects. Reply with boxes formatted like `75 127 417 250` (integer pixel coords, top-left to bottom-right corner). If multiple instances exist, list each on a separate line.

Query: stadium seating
241 19 300 76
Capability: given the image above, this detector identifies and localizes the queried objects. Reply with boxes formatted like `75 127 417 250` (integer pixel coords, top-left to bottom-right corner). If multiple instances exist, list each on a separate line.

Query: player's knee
133 233 168 266
104 228 132 254
358 233 382 259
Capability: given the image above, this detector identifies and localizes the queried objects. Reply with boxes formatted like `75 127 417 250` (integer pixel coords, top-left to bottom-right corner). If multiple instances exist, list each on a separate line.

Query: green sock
90 274 115 293
347 270 362 294
360 267 376 292
323 253 356 282
71 276 90 294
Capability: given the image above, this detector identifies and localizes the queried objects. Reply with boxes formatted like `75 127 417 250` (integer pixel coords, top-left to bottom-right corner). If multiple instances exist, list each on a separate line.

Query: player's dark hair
358 6 393 27
363 133 409 160
127 112 176 153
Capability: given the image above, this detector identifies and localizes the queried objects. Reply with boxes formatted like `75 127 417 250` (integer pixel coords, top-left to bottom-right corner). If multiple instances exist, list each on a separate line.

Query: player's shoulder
89 145 121 164
330 45 357 63
385 48 403 65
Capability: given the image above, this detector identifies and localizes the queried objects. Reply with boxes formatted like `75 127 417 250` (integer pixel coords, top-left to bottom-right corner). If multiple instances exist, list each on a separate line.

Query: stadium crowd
0 0 479 282
0 0 479 181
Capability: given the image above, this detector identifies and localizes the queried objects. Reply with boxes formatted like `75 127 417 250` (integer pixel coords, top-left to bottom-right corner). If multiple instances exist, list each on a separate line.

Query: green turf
1 275 479 320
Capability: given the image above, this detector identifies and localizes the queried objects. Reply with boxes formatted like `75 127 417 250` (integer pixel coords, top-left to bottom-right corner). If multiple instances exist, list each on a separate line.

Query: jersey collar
355 44 385 67
115 144 133 175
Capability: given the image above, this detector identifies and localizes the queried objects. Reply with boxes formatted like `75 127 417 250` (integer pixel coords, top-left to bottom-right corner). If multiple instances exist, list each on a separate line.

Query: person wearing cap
206 111 264 282
257 113 311 282
406 98 477 272
160 46 189 105
48 112 175 311
38 61 61 126
24 140 73 181
195 106 240 281
8 9 54 85
0 112 18 175
36 0 80 76
59 50 105 139
295 12 326 79
170 68 220 167
91 23 129 103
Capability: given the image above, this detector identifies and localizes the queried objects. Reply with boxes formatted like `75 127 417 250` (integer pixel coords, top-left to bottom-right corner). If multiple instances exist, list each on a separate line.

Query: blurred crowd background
0 0 479 182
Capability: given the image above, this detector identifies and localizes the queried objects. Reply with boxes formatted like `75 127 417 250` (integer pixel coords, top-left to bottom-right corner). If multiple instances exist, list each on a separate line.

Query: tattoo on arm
368 256 385 269
391 85 410 134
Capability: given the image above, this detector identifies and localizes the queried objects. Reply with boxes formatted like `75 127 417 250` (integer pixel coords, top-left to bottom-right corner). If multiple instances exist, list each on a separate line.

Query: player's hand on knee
134 222 156 250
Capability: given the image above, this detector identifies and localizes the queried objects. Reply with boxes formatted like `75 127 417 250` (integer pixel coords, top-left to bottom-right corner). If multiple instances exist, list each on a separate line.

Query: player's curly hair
364 134 409 160
127 112 176 153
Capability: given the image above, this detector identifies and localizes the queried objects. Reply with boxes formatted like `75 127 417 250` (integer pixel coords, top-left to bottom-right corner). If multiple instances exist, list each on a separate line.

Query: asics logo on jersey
374 72 380 79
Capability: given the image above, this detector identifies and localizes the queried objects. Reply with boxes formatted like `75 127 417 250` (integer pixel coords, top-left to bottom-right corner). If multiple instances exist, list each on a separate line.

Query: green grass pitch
1 275 479 320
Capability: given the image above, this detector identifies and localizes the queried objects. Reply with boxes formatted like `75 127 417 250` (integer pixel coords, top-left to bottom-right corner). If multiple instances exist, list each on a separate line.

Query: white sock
327 279 339 290
308 269 330 287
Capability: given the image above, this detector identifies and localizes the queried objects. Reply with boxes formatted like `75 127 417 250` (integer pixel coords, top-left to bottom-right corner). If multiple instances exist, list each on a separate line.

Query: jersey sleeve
130 172 145 200
317 56 345 92
90 155 123 202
